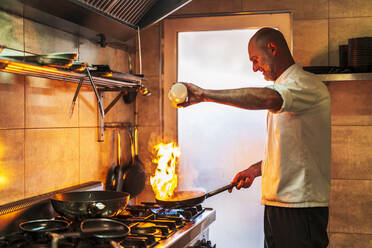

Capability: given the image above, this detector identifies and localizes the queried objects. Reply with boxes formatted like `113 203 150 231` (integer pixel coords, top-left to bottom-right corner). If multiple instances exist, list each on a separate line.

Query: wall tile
78 37 130 73
330 0 372 18
78 87 134 127
24 19 78 54
135 126 162 203
174 0 242 15
25 77 79 128
24 128 79 197
293 19 328 66
140 24 160 77
103 91 135 124
0 130 24 205
137 76 161 127
331 126 372 180
329 17 372 66
242 0 328 20
0 73 24 129
329 233 372 248
79 128 131 185
0 11 23 51
329 179 372 234
78 85 96 127
328 81 372 125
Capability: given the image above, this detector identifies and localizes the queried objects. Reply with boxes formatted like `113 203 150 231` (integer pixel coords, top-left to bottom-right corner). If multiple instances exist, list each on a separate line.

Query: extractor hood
0 0 191 45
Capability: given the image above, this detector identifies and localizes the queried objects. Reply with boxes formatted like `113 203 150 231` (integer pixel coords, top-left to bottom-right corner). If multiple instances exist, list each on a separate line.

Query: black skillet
20 218 129 243
155 183 238 208
121 127 146 197
19 219 70 233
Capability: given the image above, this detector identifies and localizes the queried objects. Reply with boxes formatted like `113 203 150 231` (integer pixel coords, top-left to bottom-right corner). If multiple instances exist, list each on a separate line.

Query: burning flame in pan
150 142 180 200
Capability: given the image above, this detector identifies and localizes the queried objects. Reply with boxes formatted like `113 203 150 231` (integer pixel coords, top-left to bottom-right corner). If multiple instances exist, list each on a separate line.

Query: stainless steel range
0 182 216 248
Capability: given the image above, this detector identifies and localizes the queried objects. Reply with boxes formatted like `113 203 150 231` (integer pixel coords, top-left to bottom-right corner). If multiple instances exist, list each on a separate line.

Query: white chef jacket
261 63 331 207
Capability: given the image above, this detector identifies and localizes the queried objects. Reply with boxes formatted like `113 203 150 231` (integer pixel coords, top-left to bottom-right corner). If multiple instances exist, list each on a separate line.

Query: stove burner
131 223 157 235
1 204 210 248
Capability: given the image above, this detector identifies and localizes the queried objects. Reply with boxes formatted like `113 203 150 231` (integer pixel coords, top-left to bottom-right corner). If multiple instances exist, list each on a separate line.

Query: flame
150 142 181 200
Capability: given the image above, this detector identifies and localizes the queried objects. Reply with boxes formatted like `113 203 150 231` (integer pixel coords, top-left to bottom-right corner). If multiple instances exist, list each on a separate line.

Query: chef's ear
267 42 277 56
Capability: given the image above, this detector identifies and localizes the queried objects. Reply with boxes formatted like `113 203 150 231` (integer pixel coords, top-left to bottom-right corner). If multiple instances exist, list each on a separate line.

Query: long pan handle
206 183 238 199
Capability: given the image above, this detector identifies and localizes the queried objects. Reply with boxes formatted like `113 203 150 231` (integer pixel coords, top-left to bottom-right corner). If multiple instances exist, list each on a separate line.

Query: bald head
248 27 294 81
251 27 290 52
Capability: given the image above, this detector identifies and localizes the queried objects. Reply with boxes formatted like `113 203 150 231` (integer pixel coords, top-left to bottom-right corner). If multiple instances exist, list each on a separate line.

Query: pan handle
205 183 238 198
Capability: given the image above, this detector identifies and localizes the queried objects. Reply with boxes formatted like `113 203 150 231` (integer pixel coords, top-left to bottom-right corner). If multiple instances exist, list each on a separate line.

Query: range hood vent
0 0 191 43
74 0 156 28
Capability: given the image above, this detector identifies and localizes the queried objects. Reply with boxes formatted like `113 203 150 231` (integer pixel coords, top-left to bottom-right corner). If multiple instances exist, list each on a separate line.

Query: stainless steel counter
155 208 216 248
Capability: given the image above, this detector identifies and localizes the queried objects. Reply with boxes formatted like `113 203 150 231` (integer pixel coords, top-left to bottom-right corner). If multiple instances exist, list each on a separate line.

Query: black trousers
264 205 329 248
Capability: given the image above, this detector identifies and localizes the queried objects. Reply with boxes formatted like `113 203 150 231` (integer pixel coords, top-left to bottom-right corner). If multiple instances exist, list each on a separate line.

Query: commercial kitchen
0 0 371 247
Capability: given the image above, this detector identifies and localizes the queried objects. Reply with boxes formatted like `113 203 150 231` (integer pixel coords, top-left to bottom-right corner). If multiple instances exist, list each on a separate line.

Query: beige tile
174 0 242 15
140 24 160 77
242 0 328 20
24 128 79 197
0 73 24 128
135 125 161 203
0 130 24 205
24 19 78 54
79 37 130 73
80 128 132 185
137 125 162 170
329 17 372 66
137 76 161 127
293 19 328 66
103 91 135 124
78 85 97 127
328 81 372 125
329 179 372 234
331 126 372 180
330 0 372 18
25 77 79 128
329 233 372 248
0 11 24 51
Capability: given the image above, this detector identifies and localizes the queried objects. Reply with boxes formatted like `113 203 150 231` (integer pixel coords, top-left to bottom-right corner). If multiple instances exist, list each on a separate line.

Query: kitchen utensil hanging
121 126 146 197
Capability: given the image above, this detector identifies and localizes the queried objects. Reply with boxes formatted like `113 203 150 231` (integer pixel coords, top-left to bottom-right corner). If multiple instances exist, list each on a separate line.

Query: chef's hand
228 162 262 193
177 82 205 108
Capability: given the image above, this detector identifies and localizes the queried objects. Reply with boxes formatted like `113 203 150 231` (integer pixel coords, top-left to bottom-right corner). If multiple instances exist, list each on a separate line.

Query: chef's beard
263 62 276 81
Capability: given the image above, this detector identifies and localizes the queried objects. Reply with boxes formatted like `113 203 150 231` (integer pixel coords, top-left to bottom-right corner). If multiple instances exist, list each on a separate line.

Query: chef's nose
253 63 259 72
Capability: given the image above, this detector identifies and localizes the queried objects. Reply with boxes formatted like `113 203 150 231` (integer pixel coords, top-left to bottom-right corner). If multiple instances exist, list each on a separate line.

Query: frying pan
50 191 130 220
156 183 237 208
122 127 146 197
105 130 131 192
19 219 70 233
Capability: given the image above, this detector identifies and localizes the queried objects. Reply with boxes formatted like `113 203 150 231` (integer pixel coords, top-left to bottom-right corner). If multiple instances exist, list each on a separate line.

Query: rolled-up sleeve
266 78 321 113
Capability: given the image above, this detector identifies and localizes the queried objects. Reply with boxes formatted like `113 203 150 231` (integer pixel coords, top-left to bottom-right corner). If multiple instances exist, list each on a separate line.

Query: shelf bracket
98 90 105 142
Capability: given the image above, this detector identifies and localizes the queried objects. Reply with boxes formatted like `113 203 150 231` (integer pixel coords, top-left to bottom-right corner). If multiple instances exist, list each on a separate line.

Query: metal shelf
0 56 150 142
318 73 372 82
0 57 143 88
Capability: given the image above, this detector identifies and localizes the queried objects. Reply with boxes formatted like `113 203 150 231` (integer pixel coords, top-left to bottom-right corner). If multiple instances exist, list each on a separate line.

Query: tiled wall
135 0 372 247
0 11 136 204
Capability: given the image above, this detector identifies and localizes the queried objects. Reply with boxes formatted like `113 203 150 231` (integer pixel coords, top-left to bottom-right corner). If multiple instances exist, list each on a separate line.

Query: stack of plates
348 37 372 72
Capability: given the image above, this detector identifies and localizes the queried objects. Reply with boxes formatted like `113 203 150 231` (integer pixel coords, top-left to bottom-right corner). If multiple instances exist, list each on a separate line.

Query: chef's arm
229 161 262 192
179 83 283 112
203 88 282 111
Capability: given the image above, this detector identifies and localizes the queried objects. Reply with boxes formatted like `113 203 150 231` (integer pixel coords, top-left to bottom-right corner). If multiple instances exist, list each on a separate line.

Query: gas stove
0 182 216 248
